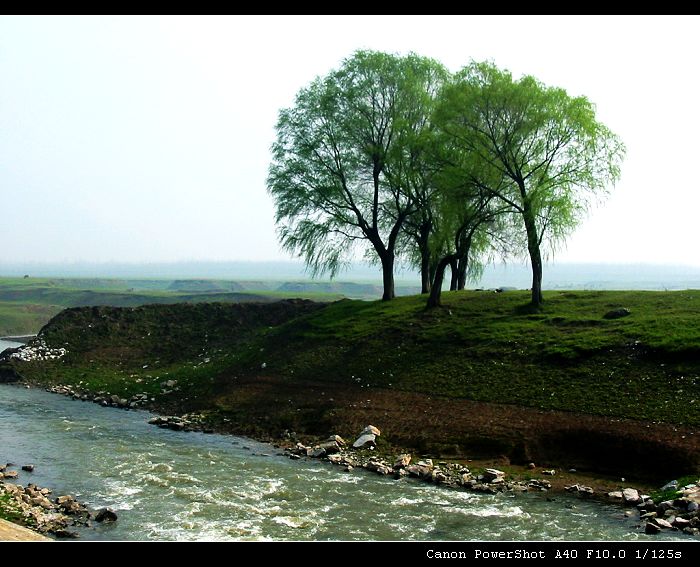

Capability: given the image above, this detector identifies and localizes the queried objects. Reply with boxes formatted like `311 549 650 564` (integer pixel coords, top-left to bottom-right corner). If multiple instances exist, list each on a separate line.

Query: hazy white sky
1 15 699 266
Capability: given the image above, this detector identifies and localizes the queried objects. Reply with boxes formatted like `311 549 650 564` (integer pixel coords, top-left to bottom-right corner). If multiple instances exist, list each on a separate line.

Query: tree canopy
435 62 625 307
268 50 447 300
268 54 625 307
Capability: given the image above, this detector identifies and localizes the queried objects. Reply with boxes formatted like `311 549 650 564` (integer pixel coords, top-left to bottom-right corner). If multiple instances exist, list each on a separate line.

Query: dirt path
0 518 50 541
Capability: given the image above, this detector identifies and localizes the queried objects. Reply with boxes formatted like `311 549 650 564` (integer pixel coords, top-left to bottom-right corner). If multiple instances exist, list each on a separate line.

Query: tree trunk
449 258 458 291
429 259 438 291
427 256 454 308
381 253 395 301
523 208 543 308
456 232 472 291
418 231 431 294
457 256 468 291
420 259 431 294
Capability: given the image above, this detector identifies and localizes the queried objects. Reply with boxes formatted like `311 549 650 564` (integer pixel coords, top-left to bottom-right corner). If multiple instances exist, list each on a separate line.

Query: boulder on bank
307 446 327 458
565 484 594 497
318 440 341 454
394 454 411 469
652 517 673 529
645 521 661 535
604 308 631 319
660 480 678 491
623 487 641 505
326 435 346 447
406 464 432 479
528 479 551 490
482 468 505 483
148 415 191 431
360 425 381 436
351 425 381 447
352 433 376 448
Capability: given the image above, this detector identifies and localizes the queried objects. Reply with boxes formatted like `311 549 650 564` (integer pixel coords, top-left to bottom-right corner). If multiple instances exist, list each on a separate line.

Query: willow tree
425 185 495 308
268 51 447 300
389 65 448 294
425 155 511 308
436 62 625 308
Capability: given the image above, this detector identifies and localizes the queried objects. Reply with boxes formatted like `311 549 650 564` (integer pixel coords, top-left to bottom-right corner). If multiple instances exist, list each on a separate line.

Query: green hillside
4 290 699 477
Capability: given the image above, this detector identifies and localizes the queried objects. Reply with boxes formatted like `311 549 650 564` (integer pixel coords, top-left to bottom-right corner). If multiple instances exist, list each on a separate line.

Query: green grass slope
7 289 700 425
3 290 699 476
250 290 700 426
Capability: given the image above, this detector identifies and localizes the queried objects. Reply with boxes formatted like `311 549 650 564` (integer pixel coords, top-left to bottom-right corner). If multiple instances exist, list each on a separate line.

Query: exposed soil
160 374 699 484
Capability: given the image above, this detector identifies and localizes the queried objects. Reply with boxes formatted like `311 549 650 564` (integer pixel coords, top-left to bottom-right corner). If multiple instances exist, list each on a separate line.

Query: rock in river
95 507 118 523
360 425 381 436
645 522 662 535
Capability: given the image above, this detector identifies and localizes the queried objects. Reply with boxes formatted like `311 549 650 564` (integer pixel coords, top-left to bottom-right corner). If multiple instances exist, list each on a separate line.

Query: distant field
0 276 346 335
0 302 62 336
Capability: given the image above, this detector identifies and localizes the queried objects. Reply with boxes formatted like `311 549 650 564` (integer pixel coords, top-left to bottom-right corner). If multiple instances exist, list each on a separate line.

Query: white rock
623 487 641 504
352 433 376 448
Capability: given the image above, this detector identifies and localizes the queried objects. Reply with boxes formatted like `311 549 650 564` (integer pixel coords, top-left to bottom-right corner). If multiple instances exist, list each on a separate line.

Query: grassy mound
3 290 699 477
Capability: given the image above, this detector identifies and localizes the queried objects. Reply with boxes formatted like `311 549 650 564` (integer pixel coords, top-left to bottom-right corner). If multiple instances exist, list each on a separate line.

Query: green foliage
267 53 625 303
268 50 447 293
649 475 699 503
0 492 33 527
435 62 625 304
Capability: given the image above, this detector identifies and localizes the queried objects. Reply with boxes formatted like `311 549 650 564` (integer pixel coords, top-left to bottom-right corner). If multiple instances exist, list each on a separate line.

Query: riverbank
0 518 50 541
7 384 679 541
1 293 698 522
3 293 698 477
0 465 118 539
7 381 700 539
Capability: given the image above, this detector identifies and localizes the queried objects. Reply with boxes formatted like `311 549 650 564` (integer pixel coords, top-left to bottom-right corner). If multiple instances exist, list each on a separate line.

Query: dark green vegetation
268 51 624 307
244 290 700 425
4 291 699 478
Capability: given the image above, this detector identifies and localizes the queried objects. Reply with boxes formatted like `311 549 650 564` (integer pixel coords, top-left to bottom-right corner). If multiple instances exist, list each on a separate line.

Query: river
0 339 687 541
0 338 24 352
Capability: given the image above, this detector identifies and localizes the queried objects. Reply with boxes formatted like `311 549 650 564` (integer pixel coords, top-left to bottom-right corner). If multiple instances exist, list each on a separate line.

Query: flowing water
0 339 688 541
0 339 23 352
